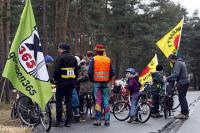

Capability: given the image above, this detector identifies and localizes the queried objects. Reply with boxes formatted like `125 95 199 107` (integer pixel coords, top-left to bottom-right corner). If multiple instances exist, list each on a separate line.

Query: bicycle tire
113 101 130 121
40 104 52 132
49 100 67 122
11 102 18 119
163 101 168 119
17 96 38 126
137 102 151 123
109 94 124 113
82 98 88 115
171 94 180 110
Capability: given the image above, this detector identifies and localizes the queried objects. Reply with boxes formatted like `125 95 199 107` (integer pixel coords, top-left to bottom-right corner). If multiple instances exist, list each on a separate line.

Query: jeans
93 82 110 121
177 83 189 115
129 95 138 117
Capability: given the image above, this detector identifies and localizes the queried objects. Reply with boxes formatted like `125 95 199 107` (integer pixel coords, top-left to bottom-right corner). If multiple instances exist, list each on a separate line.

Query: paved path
34 91 200 133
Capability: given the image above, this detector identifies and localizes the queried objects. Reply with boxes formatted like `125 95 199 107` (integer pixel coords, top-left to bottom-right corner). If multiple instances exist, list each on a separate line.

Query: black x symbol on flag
25 34 42 62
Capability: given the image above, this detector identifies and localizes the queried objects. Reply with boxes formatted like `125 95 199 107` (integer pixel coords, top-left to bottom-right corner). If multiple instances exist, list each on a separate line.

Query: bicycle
10 89 20 119
168 82 180 110
143 81 179 119
109 79 128 113
17 96 52 132
79 92 95 119
113 92 151 123
109 92 125 113
159 82 178 119
50 86 82 122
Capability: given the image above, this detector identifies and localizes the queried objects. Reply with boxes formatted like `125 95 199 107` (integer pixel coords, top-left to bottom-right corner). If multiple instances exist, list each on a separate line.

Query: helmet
80 59 86 66
125 68 136 75
44 55 54 63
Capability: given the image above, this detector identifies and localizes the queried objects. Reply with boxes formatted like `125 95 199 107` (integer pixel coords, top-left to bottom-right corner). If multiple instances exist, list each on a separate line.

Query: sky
172 0 200 16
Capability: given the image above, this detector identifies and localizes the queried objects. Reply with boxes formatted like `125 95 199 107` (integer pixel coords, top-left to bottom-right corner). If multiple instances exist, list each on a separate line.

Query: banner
139 54 158 87
2 0 52 110
156 18 184 58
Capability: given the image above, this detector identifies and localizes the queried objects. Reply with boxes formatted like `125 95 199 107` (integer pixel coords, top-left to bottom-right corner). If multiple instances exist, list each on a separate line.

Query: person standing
44 55 54 83
53 43 78 127
151 65 165 118
166 54 190 119
85 50 94 65
88 43 115 126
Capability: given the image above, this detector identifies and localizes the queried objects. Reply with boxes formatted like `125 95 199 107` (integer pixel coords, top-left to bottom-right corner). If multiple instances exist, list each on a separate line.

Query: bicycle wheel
82 97 88 115
11 102 18 119
109 94 124 113
171 94 180 110
163 101 168 119
113 101 130 121
49 100 56 122
17 96 39 126
137 102 151 123
40 104 52 132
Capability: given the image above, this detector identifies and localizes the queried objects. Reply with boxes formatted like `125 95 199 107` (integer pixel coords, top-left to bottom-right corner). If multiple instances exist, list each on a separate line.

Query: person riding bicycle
151 64 165 118
125 68 141 123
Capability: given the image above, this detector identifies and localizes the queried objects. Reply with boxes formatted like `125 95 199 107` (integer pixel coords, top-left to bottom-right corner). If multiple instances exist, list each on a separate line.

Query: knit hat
86 51 94 57
58 42 70 51
94 44 105 52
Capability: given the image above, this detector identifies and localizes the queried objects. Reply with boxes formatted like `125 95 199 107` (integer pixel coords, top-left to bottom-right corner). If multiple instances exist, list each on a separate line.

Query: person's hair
168 54 177 60
87 51 94 57
95 51 104 55
156 65 163 71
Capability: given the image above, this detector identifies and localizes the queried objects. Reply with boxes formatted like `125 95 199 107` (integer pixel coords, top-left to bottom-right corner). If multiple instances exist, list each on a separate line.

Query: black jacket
53 51 78 82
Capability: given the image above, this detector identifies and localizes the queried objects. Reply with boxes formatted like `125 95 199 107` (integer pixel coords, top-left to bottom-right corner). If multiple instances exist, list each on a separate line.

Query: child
151 64 165 118
125 68 141 123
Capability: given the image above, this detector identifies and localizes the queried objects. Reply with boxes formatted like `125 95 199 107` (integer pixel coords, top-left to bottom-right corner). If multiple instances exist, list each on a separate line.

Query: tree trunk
0 0 4 73
4 0 10 103
116 52 121 78
0 0 4 96
42 0 48 53
54 0 58 48
63 0 70 42
75 0 79 54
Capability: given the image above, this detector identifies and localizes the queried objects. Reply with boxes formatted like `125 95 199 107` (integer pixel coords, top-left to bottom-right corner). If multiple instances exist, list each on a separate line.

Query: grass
0 102 32 133
0 102 21 126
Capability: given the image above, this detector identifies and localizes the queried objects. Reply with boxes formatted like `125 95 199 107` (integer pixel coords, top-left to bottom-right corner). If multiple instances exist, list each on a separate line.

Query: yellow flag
156 18 184 58
139 54 158 87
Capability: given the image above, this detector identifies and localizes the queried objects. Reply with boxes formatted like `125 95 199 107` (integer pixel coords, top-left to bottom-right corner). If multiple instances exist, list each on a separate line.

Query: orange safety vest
93 55 111 81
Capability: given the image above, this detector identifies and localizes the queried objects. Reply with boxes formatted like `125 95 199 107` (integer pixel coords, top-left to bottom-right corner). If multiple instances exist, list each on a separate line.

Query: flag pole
0 79 6 102
176 16 184 56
